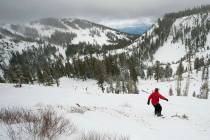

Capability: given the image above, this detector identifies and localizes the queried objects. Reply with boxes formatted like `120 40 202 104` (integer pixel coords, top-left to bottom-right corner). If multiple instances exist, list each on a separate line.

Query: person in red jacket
147 88 168 116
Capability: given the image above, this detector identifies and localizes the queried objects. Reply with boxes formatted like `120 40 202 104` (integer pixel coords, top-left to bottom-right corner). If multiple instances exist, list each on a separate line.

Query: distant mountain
117 24 151 35
0 17 137 68
0 18 134 46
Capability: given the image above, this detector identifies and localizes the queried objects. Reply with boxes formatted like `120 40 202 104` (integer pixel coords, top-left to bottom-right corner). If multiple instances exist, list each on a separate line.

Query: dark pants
153 103 162 116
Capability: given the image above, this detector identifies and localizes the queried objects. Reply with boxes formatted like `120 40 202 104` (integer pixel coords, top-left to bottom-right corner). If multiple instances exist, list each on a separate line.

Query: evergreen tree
42 65 54 86
147 67 153 79
95 61 107 93
200 81 209 99
176 61 184 77
14 65 24 86
176 61 184 96
165 63 173 80
139 69 145 79
193 91 196 97
129 64 138 82
37 67 44 84
169 87 173 96
115 80 121 94
0 76 5 83
126 79 138 94
154 61 161 82
194 57 200 72
200 65 209 99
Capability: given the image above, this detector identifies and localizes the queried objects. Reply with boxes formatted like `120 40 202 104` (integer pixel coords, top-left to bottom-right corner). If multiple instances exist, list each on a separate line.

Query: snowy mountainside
126 10 210 64
0 18 136 78
0 17 134 66
0 18 132 46
154 13 210 63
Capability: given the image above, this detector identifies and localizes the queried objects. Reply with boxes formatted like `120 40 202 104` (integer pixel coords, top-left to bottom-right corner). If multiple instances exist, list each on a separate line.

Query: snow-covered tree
165 63 173 80
154 61 161 82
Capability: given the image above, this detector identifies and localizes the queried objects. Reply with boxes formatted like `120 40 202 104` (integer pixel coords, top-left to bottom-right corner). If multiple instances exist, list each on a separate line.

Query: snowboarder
147 88 168 116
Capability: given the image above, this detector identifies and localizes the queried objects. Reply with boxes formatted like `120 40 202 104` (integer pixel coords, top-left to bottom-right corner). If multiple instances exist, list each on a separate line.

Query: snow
71 28 113 46
29 19 128 46
0 37 45 66
125 12 210 65
30 23 57 37
1 18 129 48
154 37 186 63
0 74 210 140
2 24 25 37
173 13 210 29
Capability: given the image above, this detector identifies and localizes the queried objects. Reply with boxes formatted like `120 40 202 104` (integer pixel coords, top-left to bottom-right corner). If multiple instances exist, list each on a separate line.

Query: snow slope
153 37 186 63
154 13 210 63
0 75 209 140
0 18 130 46
125 12 210 64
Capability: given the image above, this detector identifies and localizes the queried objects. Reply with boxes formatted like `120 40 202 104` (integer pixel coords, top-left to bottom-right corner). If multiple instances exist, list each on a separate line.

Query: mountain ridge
0 17 136 46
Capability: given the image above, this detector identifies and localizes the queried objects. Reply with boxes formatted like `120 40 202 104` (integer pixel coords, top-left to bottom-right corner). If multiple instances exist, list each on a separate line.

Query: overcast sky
0 0 209 28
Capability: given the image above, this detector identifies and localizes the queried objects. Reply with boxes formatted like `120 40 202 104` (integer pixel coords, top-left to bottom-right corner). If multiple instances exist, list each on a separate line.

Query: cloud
0 0 209 27
99 18 154 28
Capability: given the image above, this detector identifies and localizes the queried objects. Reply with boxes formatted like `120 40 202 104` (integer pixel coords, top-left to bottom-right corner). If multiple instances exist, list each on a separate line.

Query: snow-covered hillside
0 18 136 78
0 18 132 65
1 18 131 46
0 74 210 140
126 12 210 64
155 13 210 63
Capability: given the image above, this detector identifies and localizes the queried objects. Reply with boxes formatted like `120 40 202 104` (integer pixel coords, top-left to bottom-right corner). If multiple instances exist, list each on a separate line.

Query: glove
147 100 150 105
165 99 169 101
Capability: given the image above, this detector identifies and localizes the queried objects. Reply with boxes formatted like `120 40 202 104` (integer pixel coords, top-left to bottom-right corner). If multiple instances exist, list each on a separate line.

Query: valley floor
0 77 210 140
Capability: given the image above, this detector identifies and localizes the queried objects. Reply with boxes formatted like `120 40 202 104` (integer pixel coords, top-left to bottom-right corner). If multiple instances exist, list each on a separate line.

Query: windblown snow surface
0 70 210 140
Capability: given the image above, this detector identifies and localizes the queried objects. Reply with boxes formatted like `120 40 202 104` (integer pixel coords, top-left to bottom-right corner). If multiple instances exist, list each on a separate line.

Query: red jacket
148 91 167 105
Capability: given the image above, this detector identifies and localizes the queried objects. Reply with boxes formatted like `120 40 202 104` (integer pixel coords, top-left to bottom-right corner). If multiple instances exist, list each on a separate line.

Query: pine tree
42 65 54 86
37 67 44 84
0 76 5 83
184 51 192 96
193 91 196 97
51 65 60 87
176 61 184 96
14 65 24 86
95 61 107 93
147 67 153 79
126 79 138 94
169 87 173 96
115 80 121 94
154 61 161 82
139 69 145 79
200 65 209 99
129 65 138 82
200 81 209 99
194 57 200 73
176 61 184 77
